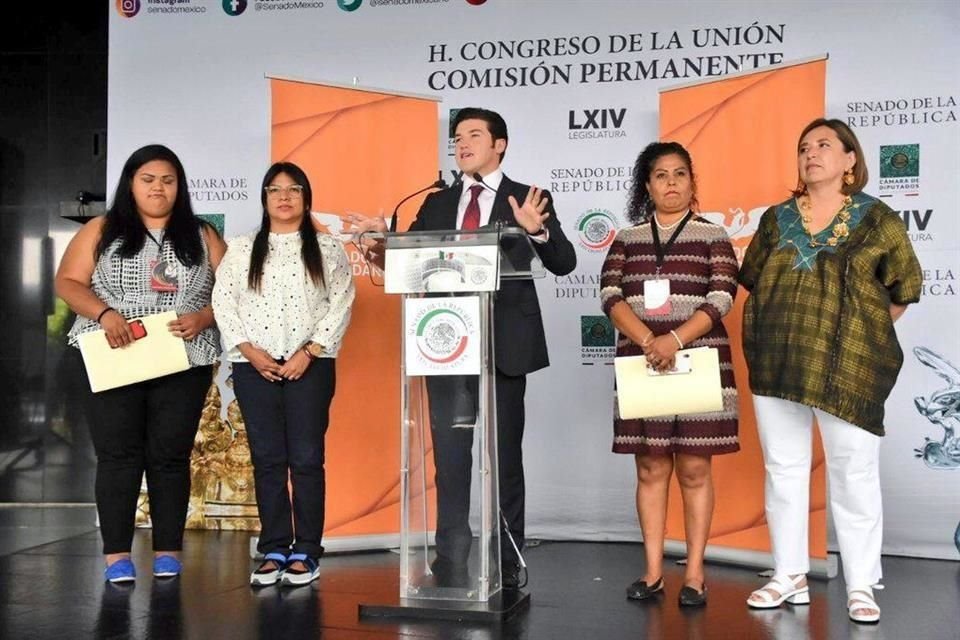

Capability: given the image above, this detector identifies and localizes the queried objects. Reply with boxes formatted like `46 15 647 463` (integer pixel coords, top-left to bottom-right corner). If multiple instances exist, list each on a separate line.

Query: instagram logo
116 0 141 18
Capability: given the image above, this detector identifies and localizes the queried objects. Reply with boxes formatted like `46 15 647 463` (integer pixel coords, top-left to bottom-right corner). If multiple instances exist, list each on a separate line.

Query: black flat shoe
679 584 707 607
626 577 664 600
430 556 470 589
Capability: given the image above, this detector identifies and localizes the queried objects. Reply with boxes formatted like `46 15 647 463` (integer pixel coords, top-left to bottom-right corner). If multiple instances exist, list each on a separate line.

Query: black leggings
79 350 212 554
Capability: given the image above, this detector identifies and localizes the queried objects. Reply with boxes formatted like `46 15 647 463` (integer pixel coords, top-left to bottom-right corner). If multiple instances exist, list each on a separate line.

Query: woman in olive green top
740 119 921 624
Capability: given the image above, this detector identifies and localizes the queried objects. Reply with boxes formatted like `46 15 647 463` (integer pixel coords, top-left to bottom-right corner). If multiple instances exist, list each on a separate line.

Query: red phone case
130 320 147 340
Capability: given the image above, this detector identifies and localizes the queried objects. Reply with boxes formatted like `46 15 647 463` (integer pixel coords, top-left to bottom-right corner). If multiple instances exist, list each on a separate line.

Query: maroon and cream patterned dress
600 215 740 456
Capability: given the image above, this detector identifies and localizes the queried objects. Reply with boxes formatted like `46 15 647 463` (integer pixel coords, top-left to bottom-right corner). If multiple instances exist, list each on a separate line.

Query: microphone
472 172 513 230
389 177 448 232
472 172 499 194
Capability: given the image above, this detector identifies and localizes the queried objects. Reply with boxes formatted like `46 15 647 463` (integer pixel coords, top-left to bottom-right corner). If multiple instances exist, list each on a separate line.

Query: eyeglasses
264 185 305 198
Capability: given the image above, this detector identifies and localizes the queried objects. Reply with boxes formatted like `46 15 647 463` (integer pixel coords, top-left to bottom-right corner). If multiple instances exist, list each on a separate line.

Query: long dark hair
97 144 208 265
625 141 698 225
248 162 325 292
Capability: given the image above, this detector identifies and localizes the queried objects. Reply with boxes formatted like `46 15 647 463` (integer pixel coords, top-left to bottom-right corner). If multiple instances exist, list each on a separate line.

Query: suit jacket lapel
490 174 515 226
433 186 460 230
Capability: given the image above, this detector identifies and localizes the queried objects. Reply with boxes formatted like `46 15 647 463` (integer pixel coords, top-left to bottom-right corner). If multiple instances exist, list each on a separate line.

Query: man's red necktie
461 184 484 230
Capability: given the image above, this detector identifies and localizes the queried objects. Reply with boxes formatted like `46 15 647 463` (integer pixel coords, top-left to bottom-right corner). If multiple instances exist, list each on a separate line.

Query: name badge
150 259 179 292
643 278 671 315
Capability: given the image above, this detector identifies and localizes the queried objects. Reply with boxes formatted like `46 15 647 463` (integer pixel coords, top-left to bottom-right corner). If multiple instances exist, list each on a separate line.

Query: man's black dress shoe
678 584 707 607
502 560 524 590
626 576 664 600
430 556 470 588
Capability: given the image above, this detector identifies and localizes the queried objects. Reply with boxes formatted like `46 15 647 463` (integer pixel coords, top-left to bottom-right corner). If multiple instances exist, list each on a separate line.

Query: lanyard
650 211 692 273
146 229 166 250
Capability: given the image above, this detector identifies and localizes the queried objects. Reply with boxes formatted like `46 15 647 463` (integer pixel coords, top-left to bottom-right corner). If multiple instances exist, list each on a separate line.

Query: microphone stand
471 172 498 195
389 176 449 232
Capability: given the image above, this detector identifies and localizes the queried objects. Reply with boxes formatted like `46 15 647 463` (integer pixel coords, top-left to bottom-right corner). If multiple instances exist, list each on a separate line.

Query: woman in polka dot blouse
212 162 355 588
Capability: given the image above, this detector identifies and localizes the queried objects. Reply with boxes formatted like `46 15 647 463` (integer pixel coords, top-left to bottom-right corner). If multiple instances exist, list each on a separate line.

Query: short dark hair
248 162 324 292
97 144 209 266
793 118 868 196
626 141 698 224
452 107 508 161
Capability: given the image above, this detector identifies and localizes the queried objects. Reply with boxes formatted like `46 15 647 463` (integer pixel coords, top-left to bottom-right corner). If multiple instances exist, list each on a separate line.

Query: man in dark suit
357 107 576 589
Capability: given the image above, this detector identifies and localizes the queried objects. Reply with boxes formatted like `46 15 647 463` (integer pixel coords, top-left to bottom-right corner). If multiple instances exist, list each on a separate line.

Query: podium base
359 589 530 623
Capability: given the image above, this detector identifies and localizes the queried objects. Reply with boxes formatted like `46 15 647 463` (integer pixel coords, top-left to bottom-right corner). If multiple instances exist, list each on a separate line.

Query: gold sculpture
135 365 260 531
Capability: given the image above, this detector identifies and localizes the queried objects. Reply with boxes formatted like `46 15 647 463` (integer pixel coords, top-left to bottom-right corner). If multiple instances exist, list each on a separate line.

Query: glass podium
359 225 541 622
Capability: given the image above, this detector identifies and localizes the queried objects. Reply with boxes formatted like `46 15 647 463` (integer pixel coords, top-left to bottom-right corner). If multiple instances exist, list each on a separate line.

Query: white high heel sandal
847 588 881 624
747 574 810 609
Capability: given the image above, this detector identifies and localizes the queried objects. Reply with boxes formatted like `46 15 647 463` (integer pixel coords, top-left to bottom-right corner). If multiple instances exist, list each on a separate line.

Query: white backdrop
107 0 959 560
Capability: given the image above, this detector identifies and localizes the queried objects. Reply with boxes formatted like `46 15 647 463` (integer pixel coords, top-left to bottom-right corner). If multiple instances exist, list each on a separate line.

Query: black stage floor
1 509 957 640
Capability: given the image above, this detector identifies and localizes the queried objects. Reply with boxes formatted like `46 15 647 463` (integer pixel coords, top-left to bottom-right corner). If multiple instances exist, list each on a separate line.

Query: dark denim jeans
232 358 336 559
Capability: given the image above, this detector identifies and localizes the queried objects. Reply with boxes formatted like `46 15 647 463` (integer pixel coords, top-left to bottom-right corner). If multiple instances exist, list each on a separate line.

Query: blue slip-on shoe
104 558 137 583
280 553 319 587
251 552 289 587
152 555 182 578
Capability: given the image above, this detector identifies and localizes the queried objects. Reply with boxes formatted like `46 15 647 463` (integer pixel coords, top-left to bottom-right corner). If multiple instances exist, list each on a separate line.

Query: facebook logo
223 0 248 16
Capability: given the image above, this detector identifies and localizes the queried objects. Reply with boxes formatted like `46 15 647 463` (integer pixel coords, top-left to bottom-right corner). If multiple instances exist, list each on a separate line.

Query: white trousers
753 394 883 590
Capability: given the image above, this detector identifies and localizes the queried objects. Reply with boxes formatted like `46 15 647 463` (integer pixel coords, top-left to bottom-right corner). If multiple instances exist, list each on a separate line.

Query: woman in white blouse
212 162 355 588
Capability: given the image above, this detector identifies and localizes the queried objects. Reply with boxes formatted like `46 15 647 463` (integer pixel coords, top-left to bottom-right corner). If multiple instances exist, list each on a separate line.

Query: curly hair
625 141 698 225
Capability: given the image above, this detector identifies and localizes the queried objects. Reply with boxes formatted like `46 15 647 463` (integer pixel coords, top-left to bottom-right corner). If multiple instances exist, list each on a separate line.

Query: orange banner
659 58 827 557
271 78 438 539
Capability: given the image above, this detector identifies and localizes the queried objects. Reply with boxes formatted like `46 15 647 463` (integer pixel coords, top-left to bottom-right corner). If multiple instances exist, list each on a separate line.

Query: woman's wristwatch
302 341 323 360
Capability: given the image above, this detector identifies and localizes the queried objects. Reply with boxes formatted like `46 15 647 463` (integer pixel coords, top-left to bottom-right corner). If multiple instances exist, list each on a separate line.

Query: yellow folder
614 347 724 419
77 311 190 393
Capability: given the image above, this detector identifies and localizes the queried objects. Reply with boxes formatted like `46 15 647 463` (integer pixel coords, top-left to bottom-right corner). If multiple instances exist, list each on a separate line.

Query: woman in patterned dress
212 162 355 588
600 141 739 607
741 119 922 623
56 144 226 582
